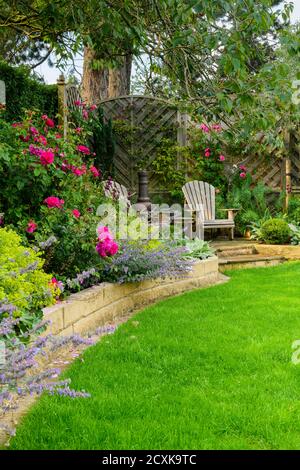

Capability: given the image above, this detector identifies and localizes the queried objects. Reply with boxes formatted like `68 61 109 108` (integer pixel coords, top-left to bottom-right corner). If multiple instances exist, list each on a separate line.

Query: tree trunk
81 46 132 105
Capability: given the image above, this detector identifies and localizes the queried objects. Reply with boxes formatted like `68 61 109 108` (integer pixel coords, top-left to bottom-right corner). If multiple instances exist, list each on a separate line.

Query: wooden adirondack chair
182 181 237 240
102 180 131 205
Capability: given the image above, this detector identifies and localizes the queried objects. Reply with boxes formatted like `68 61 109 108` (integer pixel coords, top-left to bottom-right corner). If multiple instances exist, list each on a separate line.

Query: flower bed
43 257 221 336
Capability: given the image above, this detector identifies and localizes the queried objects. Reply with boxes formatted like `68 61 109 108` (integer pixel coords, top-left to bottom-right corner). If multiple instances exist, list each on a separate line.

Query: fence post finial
57 73 67 138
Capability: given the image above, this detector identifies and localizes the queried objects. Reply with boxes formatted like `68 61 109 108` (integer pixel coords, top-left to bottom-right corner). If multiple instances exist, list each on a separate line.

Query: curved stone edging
43 256 222 336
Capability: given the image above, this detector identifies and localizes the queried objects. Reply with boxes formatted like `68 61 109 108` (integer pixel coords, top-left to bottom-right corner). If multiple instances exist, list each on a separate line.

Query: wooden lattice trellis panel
100 95 186 193
238 154 284 191
65 84 82 112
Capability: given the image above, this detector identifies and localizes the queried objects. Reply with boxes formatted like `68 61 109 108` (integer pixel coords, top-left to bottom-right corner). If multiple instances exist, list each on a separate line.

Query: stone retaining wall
255 244 300 260
43 256 220 336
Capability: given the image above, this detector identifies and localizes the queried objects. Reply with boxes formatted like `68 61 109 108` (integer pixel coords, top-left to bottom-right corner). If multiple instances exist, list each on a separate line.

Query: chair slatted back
102 180 129 203
182 181 215 220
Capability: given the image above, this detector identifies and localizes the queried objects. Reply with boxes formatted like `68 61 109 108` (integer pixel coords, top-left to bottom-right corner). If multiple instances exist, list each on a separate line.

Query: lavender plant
0 309 117 438
103 240 194 284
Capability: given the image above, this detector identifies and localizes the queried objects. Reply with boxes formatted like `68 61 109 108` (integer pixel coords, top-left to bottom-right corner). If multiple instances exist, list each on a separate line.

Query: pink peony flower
44 196 64 209
26 220 37 233
240 172 246 179
219 155 225 161
72 209 81 219
96 226 118 257
40 149 54 165
97 225 113 242
77 144 91 155
90 165 100 178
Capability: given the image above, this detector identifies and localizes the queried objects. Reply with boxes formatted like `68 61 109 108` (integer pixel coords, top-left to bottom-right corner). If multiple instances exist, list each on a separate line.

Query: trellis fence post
176 111 189 174
57 74 68 138
0 80 6 108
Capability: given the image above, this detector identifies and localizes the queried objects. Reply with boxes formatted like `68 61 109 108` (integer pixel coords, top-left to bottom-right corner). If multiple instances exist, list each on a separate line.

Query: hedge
0 61 58 121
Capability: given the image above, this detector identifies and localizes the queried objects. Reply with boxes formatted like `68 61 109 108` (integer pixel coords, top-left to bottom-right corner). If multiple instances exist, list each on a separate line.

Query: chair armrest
219 208 240 220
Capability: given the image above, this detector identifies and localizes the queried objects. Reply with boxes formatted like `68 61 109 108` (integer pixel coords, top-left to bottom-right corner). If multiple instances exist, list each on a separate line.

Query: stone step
219 254 286 271
217 245 257 258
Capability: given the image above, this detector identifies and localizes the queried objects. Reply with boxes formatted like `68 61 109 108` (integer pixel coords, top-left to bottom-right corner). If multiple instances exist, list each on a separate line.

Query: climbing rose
240 172 246 179
30 126 39 135
74 100 82 106
204 147 211 157
239 165 247 171
44 196 64 209
42 115 55 128
40 149 54 165
90 104 97 111
72 165 86 176
55 133 62 139
72 209 81 219
77 145 91 155
82 109 89 120
26 220 37 233
200 123 210 133
90 166 100 178
19 134 30 142
212 124 222 132
219 155 225 161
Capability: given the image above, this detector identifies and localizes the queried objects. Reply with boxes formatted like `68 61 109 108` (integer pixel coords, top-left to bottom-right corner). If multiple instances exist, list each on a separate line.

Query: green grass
8 262 300 450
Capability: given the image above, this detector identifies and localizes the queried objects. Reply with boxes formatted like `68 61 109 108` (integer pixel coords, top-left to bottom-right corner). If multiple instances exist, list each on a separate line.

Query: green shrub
287 197 300 224
0 228 56 333
0 61 57 121
260 218 290 245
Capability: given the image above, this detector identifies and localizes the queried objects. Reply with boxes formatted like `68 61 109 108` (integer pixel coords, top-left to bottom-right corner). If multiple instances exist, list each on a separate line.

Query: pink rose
82 109 89 120
90 104 97 111
109 241 119 256
19 134 30 142
239 165 247 172
219 155 225 161
72 209 81 219
30 127 39 135
26 220 37 233
90 165 100 178
44 196 64 209
212 124 222 132
75 127 82 134
40 149 54 165
200 123 210 133
42 115 55 128
77 144 91 155
240 172 246 179
55 133 62 139
74 100 82 106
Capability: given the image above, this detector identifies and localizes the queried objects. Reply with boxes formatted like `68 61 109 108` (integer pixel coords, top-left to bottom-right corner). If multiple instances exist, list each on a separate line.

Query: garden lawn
8 262 300 450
